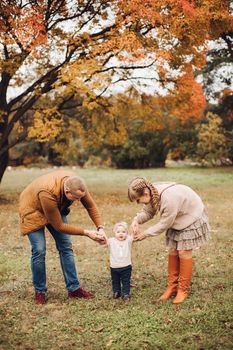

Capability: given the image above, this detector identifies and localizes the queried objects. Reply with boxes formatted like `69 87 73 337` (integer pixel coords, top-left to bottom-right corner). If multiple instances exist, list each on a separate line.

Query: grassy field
0 166 233 350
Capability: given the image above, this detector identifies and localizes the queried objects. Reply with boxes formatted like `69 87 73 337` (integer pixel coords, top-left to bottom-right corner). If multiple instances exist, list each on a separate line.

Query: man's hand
134 232 147 241
84 230 106 244
130 219 140 236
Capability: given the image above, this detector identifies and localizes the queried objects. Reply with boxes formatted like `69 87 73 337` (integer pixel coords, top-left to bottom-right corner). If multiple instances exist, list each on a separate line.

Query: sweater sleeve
134 203 155 224
128 235 134 245
38 192 85 235
80 190 102 227
144 197 178 236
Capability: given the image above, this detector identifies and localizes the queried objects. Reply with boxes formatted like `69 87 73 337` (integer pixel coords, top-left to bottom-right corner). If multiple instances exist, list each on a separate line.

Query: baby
108 222 133 302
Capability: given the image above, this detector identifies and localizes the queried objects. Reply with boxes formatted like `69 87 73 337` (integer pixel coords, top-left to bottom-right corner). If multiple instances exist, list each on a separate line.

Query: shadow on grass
0 192 19 205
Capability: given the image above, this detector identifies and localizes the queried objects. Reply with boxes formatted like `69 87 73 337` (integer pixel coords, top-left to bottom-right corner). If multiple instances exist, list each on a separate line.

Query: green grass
0 166 233 350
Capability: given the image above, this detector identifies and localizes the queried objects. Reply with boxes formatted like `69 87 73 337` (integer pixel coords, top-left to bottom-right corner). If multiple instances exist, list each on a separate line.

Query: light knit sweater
108 236 133 268
134 183 205 236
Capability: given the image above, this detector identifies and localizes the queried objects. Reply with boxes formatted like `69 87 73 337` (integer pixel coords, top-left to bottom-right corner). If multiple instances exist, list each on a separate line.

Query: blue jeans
110 265 132 296
28 216 80 293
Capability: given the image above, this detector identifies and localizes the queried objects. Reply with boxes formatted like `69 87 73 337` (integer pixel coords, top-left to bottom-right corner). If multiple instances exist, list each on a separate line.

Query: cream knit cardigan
134 183 205 236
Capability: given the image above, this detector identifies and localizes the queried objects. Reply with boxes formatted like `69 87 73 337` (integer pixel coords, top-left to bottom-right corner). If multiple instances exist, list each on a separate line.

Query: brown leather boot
173 257 193 304
159 254 179 301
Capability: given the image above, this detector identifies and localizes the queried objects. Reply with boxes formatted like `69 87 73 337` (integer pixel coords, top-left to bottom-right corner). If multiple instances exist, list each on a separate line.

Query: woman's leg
159 248 179 300
47 216 80 292
28 228 47 293
178 250 192 259
173 249 193 304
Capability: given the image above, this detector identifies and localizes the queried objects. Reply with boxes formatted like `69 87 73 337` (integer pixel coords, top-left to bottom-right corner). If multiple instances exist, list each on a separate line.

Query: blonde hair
64 176 86 194
128 176 160 214
113 221 128 233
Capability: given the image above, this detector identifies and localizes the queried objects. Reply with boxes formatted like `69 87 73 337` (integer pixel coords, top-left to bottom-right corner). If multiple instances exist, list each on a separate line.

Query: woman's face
136 188 151 204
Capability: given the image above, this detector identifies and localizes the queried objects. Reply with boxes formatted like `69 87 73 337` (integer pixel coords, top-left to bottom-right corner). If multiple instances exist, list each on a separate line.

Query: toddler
108 222 133 301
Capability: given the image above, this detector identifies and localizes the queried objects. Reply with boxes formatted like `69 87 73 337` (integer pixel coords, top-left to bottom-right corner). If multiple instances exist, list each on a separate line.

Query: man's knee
57 240 73 253
32 245 46 258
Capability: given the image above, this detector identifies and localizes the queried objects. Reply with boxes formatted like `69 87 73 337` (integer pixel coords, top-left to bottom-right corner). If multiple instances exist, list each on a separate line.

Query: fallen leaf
106 337 113 347
93 326 104 333
72 326 86 333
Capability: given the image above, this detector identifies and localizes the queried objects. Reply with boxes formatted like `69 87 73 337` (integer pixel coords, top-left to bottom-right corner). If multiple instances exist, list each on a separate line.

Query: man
19 170 107 305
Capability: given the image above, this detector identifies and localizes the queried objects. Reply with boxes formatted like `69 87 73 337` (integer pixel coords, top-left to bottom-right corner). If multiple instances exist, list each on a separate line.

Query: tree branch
95 60 156 74
221 31 233 58
47 0 97 31
8 61 64 110
1 95 40 149
198 57 233 76
0 131 28 158
3 45 9 60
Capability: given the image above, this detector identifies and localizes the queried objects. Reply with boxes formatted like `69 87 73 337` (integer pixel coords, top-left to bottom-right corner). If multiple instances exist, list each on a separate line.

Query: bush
196 112 229 166
111 131 169 168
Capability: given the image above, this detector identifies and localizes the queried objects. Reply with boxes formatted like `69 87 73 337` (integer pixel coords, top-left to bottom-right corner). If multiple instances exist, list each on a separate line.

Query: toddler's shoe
68 287 95 299
113 291 121 299
122 294 130 302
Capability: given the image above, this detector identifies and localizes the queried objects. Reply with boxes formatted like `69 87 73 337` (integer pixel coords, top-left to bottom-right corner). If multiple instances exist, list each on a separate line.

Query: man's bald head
64 176 86 200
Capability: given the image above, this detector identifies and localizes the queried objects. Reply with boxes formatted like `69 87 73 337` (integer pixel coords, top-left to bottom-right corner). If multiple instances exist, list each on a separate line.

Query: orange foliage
118 0 232 69
176 0 195 15
139 66 206 129
28 109 63 142
0 1 47 54
171 67 206 121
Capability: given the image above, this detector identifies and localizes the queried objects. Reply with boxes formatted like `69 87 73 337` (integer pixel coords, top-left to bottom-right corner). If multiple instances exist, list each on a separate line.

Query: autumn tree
0 0 232 182
200 30 233 102
208 90 233 161
196 112 228 165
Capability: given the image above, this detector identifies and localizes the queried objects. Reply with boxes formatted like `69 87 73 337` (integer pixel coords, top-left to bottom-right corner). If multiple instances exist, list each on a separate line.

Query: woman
128 177 211 304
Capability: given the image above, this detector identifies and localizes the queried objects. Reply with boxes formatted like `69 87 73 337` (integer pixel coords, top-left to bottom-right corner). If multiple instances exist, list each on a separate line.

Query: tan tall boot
173 257 193 304
159 254 179 301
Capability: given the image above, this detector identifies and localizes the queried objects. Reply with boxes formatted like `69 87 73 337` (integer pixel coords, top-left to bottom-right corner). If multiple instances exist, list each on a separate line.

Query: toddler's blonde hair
113 221 128 233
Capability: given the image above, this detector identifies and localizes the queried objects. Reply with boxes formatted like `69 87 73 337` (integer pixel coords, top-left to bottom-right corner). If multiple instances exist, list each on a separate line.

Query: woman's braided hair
128 176 160 214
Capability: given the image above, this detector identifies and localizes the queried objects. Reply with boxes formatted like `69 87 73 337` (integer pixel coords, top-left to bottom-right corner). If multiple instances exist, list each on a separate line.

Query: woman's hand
130 219 140 236
134 232 147 241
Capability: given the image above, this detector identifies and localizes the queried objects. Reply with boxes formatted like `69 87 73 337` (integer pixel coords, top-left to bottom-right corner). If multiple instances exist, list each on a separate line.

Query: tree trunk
0 106 9 184
0 146 9 184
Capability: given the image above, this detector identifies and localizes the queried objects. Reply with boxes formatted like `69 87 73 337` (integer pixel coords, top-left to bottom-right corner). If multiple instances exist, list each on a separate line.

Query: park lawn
0 166 232 350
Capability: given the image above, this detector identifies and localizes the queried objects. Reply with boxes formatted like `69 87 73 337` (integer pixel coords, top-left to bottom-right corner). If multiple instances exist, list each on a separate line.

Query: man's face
64 188 86 201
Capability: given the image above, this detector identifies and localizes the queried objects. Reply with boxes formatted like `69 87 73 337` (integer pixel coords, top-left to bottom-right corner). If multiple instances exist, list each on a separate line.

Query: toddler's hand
97 228 108 245
130 219 140 236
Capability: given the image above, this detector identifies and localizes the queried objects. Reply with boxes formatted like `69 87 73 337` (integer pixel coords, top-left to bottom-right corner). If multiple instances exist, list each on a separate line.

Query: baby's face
114 226 128 241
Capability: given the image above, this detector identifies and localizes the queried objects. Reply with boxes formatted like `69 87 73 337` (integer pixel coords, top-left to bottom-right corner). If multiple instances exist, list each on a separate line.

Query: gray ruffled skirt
166 211 211 250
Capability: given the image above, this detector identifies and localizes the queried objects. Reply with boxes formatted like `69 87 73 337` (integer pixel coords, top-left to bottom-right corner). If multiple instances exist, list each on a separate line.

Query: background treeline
10 89 232 168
